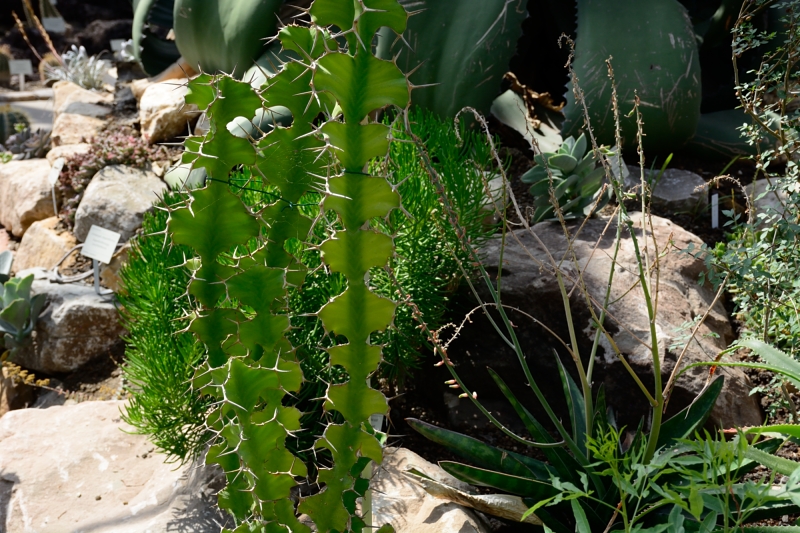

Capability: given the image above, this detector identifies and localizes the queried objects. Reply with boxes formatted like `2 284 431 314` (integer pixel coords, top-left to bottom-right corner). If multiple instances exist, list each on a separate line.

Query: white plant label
8 60 33 76
82 226 121 264
711 193 719 229
48 157 65 187
110 39 126 52
42 17 66 33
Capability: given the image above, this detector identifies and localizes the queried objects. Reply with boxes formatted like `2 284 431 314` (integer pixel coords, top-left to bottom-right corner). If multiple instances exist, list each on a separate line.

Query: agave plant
520 134 612 222
43 46 109 90
1 128 51 160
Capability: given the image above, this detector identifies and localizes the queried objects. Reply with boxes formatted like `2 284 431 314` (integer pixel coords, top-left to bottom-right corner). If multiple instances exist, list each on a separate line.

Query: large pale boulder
73 165 167 242
0 400 229 532
461 214 762 430
13 217 76 272
12 277 126 373
139 79 197 143
371 447 490 533
0 159 54 237
51 112 107 146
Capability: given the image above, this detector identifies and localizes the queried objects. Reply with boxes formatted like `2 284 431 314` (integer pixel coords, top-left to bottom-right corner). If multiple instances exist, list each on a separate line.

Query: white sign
48 157 65 187
110 39 126 52
42 17 66 33
8 60 33 76
81 226 121 264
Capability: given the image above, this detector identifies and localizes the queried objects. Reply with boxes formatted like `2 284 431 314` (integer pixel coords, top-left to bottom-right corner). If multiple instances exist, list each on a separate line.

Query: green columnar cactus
167 0 409 529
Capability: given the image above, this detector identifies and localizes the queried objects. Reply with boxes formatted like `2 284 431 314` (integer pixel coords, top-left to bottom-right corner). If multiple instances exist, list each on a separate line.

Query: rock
76 19 133 56
482 174 510 226
139 79 197 143
371 447 490 533
12 279 127 373
73 165 167 243
99 243 130 292
46 142 92 165
625 167 708 213
52 80 113 120
0 159 54 237
13 217 77 272
465 214 762 430
0 400 229 532
745 179 789 224
51 113 107 146
0 228 9 252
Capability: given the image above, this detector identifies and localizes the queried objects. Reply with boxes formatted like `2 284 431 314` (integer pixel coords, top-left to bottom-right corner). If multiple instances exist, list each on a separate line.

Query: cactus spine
167 0 410 530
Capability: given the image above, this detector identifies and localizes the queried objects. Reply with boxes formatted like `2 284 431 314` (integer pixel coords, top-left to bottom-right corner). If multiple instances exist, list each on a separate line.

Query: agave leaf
132 0 180 76
657 376 723 449
739 338 800 390
745 446 800 476
556 356 586 453
520 166 549 184
572 134 587 159
0 299 29 332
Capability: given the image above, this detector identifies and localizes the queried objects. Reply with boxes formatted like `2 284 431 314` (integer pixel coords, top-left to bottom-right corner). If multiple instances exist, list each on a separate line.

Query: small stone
46 142 92 165
138 79 197 143
625 166 708 213
73 165 167 242
52 80 113 120
95 495 101 501
0 159 55 237
13 217 77 272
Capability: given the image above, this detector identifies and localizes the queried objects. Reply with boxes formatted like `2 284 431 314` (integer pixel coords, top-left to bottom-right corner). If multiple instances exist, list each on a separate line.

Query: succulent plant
0 275 47 357
1 128 51 160
133 0 181 76
43 45 109 90
520 134 612 222
0 107 30 147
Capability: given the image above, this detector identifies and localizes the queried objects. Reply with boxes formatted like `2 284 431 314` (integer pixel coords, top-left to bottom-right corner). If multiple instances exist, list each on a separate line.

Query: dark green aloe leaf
440 461 559 499
657 376 724 449
406 418 551 480
556 354 587 453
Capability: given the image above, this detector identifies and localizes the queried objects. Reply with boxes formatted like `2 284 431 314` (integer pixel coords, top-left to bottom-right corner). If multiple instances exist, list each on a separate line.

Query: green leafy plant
164 1 411 530
43 45 109 90
0 275 46 358
520 133 612 222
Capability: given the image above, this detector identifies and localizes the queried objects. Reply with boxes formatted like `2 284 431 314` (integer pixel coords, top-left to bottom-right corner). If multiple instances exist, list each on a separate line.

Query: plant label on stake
48 157 64 215
81 225 121 296
110 39 125 52
8 60 33 92
42 17 66 34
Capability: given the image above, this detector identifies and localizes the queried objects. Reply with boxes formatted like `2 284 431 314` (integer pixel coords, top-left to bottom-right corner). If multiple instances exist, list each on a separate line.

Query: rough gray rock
463 213 761 430
625 166 708 213
0 159 54 237
73 165 166 242
371 447 490 533
12 277 126 373
0 400 229 532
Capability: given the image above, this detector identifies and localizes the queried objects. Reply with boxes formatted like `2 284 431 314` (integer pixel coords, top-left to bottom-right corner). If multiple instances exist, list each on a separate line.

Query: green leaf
406 418 551 480
440 461 559 499
549 153 578 173
521 166 549 184
745 446 800 476
657 376 724 448
320 230 394 281
739 338 800 390
571 498 592 533
325 174 400 231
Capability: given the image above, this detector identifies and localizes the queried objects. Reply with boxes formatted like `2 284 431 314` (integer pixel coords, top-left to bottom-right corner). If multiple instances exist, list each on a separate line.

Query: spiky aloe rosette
167 0 410 530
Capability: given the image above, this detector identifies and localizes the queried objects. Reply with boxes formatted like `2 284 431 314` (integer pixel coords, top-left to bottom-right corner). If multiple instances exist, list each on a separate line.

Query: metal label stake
80 225 121 297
